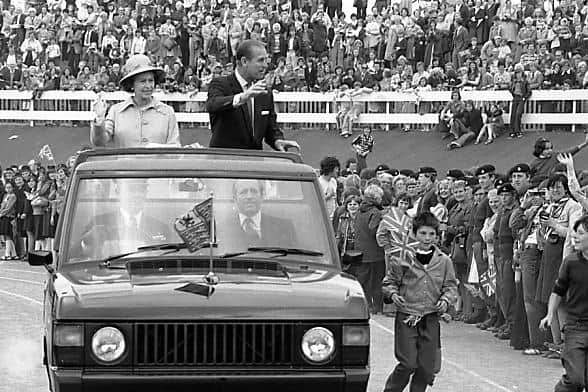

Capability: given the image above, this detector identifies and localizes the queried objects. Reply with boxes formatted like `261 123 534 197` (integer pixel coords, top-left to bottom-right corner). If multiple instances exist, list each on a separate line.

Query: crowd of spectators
320 134 588 368
0 155 75 260
0 0 587 95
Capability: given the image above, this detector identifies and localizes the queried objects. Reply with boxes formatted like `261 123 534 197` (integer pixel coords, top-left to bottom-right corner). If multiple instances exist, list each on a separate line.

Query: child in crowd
540 215 588 391
475 103 504 145
382 212 458 392
351 127 374 173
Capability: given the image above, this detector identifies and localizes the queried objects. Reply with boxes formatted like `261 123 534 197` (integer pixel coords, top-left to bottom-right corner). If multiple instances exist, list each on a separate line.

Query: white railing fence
0 90 585 132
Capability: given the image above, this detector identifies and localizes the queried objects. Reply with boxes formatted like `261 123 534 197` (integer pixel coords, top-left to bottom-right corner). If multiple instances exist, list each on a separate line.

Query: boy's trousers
384 312 440 392
555 323 588 392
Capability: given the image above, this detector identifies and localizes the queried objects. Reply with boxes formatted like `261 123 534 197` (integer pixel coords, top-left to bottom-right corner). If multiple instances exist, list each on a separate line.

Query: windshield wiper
221 247 323 259
99 242 216 269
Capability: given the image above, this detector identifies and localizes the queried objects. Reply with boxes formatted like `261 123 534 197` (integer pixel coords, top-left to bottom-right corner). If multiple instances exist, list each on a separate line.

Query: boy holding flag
382 212 458 392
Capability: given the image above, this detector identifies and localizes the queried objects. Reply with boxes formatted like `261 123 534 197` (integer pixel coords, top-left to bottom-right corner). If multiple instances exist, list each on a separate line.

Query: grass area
0 124 586 174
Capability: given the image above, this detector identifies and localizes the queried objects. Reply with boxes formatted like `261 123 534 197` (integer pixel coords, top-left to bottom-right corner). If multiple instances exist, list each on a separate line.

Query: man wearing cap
206 40 300 151
493 182 519 340
507 163 538 349
470 164 500 328
509 168 552 354
416 167 438 215
91 54 180 148
375 164 390 180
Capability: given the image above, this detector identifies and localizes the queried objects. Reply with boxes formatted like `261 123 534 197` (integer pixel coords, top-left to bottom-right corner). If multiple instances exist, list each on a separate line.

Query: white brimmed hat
119 54 165 91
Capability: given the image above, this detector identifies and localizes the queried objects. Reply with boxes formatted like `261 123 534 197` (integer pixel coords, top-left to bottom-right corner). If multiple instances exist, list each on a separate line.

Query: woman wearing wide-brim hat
90 54 180 148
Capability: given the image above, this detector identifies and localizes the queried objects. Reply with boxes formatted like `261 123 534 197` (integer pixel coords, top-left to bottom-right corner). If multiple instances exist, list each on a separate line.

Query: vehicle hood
53 265 368 320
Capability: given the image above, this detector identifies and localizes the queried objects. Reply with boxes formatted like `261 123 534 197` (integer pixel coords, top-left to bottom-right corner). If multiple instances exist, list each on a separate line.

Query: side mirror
28 251 53 267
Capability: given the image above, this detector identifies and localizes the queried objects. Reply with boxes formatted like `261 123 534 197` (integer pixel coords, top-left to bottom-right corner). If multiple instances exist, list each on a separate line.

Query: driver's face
234 180 263 217
118 182 149 214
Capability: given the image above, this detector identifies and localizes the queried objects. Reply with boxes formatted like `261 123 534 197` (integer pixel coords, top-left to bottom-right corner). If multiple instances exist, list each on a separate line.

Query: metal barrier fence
0 89 585 132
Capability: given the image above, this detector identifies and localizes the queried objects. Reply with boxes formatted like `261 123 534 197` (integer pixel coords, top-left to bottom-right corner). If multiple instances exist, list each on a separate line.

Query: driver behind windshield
77 179 170 258
219 179 297 251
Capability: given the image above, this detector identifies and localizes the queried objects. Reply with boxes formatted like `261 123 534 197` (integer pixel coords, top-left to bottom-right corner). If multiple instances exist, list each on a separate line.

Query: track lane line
0 267 47 276
0 288 42 306
370 319 516 392
0 276 44 286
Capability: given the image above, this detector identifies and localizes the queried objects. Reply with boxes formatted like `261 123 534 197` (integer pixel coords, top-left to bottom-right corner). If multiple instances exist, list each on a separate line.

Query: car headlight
301 327 335 364
91 327 126 363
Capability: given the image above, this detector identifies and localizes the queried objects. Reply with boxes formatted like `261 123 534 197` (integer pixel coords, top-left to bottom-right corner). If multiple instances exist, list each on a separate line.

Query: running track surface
0 125 574 391
0 259 563 392
0 124 586 173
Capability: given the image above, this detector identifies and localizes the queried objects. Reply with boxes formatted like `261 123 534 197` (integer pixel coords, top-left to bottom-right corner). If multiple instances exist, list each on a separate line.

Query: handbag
340 216 363 266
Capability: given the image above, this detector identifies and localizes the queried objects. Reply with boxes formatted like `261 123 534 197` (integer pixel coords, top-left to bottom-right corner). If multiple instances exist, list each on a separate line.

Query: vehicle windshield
65 177 334 265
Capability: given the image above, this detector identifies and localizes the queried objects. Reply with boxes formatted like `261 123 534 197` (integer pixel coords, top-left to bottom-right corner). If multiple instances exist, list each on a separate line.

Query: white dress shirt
238 211 261 238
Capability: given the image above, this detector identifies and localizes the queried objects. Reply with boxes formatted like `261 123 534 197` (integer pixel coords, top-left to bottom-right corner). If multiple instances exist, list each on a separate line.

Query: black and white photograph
2 0 588 391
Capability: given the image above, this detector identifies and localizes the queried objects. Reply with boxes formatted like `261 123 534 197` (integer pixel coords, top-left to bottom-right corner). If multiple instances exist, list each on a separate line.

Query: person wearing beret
508 163 532 198
416 167 439 215
471 164 500 331
91 54 180 148
506 163 534 350
492 182 519 341
530 134 588 177
375 164 390 178
509 168 551 355
446 169 466 183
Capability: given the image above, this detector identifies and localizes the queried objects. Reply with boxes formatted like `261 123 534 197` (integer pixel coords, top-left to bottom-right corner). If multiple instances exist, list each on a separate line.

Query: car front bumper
51 368 370 392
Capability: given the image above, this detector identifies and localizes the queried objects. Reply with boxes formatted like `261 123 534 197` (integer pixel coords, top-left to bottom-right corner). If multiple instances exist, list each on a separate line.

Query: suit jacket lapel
230 74 254 141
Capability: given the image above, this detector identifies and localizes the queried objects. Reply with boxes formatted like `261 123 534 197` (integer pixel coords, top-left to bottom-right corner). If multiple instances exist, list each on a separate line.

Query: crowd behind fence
0 89 586 132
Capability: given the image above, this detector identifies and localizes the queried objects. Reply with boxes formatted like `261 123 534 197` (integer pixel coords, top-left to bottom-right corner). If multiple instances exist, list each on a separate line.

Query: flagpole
206 191 218 284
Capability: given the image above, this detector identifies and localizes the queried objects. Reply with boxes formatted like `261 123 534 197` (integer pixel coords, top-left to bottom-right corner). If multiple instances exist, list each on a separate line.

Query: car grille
134 322 295 366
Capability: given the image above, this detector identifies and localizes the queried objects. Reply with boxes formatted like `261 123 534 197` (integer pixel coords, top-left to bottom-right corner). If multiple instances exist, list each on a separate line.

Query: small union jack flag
382 207 420 262
479 270 496 296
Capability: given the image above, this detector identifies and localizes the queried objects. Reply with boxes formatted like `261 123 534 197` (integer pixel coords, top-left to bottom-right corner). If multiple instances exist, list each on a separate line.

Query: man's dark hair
546 173 570 195
236 40 266 63
319 156 341 176
573 214 588 232
412 211 440 234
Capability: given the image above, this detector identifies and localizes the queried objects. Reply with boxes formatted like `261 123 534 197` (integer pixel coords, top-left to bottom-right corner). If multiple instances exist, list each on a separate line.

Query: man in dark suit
451 18 469 68
206 39 299 151
218 179 297 251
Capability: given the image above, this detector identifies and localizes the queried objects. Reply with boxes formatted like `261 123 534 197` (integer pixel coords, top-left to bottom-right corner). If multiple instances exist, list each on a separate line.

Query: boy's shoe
516 132 524 138
508 132 516 139
447 141 460 150
484 139 494 145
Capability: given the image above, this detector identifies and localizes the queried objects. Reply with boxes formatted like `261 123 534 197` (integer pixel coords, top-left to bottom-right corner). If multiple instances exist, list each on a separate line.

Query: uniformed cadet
494 182 519 341
91 54 181 148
